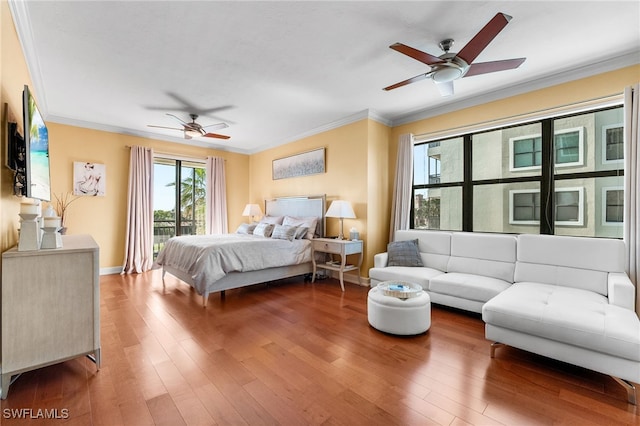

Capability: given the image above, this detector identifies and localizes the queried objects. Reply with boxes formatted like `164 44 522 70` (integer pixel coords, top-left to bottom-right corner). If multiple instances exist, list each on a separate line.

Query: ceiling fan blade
457 12 512 65
383 72 432 91
389 43 444 66
435 81 454 97
464 58 526 77
202 122 229 130
203 133 231 140
166 113 188 125
147 125 183 131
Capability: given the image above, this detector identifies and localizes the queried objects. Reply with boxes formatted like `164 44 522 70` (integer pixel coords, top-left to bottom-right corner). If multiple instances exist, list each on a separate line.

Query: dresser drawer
314 240 342 254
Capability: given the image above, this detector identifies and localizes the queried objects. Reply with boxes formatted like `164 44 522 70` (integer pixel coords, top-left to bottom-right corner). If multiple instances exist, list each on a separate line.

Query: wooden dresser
1 234 100 399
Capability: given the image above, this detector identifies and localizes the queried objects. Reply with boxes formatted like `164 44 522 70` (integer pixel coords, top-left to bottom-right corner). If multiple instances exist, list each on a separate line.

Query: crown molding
392 49 639 127
47 114 251 154
248 109 393 153
9 0 49 113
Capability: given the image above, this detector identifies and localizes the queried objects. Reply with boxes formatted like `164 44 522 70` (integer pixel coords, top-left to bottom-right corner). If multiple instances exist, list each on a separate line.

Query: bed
155 195 326 306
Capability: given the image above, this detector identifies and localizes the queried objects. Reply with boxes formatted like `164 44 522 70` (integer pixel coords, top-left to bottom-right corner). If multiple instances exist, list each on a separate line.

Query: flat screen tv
23 85 51 201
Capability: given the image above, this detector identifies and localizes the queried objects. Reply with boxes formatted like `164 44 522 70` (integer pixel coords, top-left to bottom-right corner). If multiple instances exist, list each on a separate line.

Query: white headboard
265 195 326 237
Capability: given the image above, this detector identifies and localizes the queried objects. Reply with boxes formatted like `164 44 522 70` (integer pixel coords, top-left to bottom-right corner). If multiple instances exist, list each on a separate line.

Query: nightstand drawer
314 240 342 254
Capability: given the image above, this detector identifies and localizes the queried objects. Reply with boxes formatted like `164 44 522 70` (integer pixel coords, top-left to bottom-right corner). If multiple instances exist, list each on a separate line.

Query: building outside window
603 124 624 163
603 187 624 225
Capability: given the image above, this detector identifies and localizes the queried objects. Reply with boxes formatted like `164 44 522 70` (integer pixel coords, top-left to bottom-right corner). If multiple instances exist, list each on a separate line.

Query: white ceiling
9 1 640 155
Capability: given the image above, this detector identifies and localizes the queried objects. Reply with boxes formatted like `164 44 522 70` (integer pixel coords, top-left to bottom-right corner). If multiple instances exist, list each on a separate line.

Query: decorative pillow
271 224 297 241
294 226 309 239
387 239 423 267
260 215 284 225
282 216 318 239
253 223 274 237
236 223 257 235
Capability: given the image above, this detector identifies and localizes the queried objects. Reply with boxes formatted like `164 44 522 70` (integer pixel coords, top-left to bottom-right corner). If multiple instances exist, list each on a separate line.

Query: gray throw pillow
387 239 423 267
271 224 297 241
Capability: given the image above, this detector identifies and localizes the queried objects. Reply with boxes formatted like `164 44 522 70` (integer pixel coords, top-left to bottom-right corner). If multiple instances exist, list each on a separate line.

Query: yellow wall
249 118 388 275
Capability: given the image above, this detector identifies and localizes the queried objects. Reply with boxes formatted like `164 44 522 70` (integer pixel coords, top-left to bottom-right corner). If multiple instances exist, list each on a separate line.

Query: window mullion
463 134 473 232
540 119 554 234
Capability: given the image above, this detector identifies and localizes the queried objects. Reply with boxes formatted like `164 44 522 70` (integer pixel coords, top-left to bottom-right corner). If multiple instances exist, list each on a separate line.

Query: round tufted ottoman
367 283 431 335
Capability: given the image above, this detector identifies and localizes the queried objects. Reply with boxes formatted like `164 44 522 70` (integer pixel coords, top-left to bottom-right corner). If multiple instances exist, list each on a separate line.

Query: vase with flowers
53 192 79 234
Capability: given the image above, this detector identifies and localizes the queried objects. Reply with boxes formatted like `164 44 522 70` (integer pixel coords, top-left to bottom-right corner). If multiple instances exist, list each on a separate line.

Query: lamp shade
325 200 356 219
242 203 263 217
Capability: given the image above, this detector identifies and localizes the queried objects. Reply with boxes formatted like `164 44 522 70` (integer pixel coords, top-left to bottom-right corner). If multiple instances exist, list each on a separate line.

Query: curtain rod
413 92 623 142
123 145 225 162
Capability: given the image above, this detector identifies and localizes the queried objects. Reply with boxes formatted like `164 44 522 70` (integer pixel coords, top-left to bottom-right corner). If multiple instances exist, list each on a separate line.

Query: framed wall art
73 161 106 196
272 147 325 180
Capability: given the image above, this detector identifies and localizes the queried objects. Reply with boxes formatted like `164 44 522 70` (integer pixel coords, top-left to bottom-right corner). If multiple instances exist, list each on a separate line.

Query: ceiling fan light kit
384 12 526 96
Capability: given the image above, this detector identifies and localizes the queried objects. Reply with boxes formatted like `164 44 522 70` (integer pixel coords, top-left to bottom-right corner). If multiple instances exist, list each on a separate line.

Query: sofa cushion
369 267 442 290
516 234 625 296
387 239 423 267
482 283 640 362
429 272 512 303
395 230 451 271
447 232 517 282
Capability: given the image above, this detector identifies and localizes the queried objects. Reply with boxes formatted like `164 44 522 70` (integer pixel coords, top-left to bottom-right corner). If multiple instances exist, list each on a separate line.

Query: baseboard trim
100 266 122 275
326 271 370 287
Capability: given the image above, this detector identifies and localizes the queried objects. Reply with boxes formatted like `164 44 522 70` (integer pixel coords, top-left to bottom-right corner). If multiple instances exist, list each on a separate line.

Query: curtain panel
623 84 640 317
206 156 228 234
389 133 414 242
122 146 154 274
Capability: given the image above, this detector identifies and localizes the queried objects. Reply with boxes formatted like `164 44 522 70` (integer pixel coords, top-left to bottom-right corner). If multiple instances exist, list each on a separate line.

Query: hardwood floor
1 270 639 425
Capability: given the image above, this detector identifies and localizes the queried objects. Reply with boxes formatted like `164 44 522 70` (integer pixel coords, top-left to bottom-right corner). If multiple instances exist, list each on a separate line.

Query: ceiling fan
148 113 230 140
383 12 526 97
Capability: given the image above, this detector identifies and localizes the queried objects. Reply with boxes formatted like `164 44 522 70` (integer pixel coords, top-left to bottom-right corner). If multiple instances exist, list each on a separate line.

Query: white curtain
389 133 414 242
206 156 228 234
623 84 640 316
122 146 154 274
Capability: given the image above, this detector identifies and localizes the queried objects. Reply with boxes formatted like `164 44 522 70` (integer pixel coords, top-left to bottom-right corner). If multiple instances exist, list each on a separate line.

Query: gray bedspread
154 233 312 294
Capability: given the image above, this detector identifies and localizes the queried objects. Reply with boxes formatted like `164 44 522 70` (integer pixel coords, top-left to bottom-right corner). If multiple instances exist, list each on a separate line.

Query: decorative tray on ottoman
378 281 423 299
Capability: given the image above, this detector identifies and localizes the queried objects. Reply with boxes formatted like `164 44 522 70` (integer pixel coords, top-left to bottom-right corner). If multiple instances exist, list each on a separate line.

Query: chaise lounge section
369 230 640 404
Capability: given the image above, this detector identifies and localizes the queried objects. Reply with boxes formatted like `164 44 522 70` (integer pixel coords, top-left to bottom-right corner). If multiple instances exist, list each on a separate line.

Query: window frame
411 104 624 237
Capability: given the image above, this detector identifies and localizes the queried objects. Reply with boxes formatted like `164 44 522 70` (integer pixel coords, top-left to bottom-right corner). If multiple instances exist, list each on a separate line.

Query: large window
153 157 207 257
412 105 624 238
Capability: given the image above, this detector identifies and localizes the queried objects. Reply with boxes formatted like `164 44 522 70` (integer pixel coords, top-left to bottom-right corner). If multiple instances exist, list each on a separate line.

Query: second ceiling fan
148 113 230 140
384 12 526 97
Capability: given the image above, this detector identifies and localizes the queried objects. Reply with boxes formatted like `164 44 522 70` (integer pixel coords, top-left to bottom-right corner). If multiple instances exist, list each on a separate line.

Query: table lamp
242 203 263 223
325 200 356 240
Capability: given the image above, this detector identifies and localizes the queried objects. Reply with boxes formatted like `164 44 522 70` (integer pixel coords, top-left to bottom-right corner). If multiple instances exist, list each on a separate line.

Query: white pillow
260 215 284 225
253 223 274 237
282 216 318 239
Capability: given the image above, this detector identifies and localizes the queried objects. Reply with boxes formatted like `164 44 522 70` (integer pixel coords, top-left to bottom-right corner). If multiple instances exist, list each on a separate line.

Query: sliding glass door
153 158 206 257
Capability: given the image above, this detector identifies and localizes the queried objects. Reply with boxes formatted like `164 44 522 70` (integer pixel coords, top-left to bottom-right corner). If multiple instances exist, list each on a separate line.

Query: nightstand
311 238 363 291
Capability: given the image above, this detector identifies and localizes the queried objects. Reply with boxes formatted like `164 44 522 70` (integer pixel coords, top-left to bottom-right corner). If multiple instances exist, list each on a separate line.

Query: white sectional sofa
369 230 640 404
